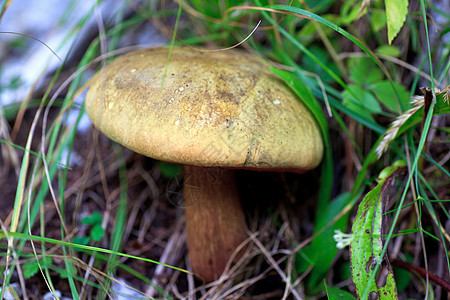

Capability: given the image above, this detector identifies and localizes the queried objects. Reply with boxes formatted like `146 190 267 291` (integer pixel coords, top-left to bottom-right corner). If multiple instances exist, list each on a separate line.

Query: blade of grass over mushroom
296 80 384 204
0 231 191 274
159 0 184 98
270 72 348 287
350 161 405 299
237 3 404 112
261 5 391 79
269 37 361 292
233 3 392 83
270 69 332 210
276 52 386 135
250 3 345 91
253 9 387 136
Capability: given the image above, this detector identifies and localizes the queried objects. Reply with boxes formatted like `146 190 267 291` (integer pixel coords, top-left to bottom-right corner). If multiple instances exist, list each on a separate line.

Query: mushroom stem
184 166 248 282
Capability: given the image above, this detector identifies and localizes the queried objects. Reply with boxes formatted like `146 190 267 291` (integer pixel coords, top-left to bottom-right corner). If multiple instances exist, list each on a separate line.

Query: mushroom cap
85 47 323 171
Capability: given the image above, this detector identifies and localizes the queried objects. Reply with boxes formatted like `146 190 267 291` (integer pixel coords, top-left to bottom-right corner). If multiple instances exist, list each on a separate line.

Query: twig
390 258 450 292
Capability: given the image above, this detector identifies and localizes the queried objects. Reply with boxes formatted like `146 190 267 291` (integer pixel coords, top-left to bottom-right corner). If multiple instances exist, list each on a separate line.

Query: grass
0 0 449 298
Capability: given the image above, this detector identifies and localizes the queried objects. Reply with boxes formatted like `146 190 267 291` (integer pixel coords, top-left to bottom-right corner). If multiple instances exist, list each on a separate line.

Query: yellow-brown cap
85 47 323 171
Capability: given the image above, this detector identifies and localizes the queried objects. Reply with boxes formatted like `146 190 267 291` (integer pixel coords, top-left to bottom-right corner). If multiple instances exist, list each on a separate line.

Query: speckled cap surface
85 47 323 171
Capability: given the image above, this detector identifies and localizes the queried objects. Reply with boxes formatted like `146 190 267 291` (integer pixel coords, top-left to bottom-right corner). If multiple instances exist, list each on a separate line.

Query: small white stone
272 99 280 105
179 86 184 91
108 102 114 109
130 68 136 73
43 290 62 300
175 120 180 126
0 283 21 299
169 97 174 103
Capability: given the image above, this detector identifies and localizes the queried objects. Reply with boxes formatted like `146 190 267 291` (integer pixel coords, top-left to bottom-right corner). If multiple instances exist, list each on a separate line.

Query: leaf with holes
350 162 405 299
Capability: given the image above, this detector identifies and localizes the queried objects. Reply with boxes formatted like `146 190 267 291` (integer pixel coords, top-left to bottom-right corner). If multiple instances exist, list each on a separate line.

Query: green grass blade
264 4 390 81
0 231 190 274
105 145 128 279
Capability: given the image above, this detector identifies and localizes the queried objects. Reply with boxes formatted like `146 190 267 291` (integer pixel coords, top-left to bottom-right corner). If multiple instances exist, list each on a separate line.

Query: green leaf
350 162 404 299
337 1 361 25
375 45 401 57
339 261 352 281
343 85 381 122
370 81 410 112
56 262 77 279
22 257 52 279
371 10 387 32
349 57 383 86
325 284 356 300
81 211 102 226
295 193 351 292
90 225 105 241
23 261 40 279
385 0 408 44
393 256 413 292
309 193 352 289
73 236 90 245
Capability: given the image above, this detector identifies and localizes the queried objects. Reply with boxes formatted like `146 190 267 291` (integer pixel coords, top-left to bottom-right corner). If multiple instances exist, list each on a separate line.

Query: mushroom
85 47 323 282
